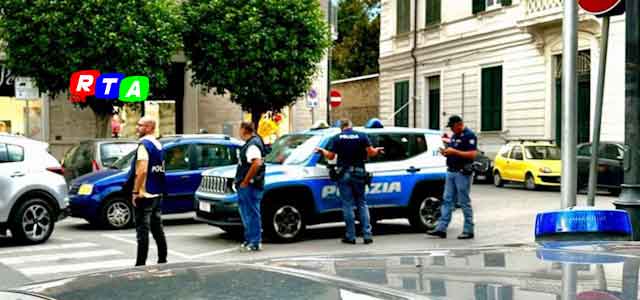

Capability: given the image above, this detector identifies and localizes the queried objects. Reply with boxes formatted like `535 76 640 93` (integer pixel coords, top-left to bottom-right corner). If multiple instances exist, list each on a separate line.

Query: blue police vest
235 136 266 189
127 139 165 195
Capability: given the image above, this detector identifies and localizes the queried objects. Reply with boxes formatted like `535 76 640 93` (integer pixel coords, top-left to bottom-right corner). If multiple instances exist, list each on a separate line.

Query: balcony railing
523 0 563 18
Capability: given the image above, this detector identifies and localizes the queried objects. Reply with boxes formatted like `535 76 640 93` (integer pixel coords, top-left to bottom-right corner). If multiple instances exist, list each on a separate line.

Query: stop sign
578 0 624 16
330 90 342 108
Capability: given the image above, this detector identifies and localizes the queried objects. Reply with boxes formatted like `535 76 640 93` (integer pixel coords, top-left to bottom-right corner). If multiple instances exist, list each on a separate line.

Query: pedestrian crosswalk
0 241 138 282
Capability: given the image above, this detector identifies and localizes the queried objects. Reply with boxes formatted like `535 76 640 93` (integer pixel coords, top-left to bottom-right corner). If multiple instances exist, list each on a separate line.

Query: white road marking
19 259 134 276
0 249 123 265
0 242 98 255
101 234 191 260
190 247 239 259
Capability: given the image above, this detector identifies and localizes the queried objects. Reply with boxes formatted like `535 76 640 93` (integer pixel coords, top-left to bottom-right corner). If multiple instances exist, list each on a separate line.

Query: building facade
379 0 626 156
0 0 331 159
330 74 380 126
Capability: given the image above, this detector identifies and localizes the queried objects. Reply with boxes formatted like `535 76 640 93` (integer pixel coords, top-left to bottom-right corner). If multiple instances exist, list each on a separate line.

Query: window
194 144 238 169
165 145 191 171
498 146 510 158
402 278 418 290
577 144 592 156
481 66 503 131
475 284 514 300
473 0 511 14
395 81 410 127
100 143 137 167
427 76 440 130
400 257 416 265
483 253 506 267
432 256 446 266
413 134 428 156
425 0 441 26
510 146 522 161
62 145 79 166
0 144 24 163
397 0 411 34
524 146 561 160
430 280 447 297
601 144 624 160
71 143 94 174
370 134 410 162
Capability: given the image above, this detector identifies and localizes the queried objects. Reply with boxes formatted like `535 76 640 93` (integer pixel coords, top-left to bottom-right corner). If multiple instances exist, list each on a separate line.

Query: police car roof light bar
535 207 632 247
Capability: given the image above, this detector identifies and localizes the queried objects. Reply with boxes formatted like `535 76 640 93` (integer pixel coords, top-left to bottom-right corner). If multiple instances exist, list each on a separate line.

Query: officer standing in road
316 119 384 245
128 116 168 266
236 121 267 252
427 115 478 240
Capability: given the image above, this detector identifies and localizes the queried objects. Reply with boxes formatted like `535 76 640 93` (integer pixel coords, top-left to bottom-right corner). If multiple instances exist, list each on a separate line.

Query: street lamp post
561 0 579 209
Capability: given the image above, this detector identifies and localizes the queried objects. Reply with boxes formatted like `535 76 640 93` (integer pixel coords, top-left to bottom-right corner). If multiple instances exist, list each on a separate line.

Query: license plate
477 175 487 181
199 201 211 213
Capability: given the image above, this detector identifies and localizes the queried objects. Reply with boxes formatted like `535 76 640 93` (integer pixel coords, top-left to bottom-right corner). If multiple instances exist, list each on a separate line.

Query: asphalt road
0 183 617 289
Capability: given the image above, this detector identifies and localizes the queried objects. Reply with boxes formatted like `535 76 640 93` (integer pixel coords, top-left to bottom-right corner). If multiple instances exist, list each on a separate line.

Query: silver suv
0 135 69 244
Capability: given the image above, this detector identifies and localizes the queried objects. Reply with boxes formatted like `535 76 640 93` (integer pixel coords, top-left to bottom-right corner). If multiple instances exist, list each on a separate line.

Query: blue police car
195 122 447 242
68 134 243 229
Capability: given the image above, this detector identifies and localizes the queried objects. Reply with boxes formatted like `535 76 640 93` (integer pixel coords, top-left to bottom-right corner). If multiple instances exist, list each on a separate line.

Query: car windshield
111 150 136 170
265 134 323 165
100 143 138 167
524 146 561 160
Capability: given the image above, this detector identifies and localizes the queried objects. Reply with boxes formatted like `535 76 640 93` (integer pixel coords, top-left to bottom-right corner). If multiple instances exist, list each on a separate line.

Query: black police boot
341 238 356 245
457 233 474 240
426 230 447 239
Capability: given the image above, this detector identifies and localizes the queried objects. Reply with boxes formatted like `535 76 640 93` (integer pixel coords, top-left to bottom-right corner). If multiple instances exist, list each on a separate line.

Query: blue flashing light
365 118 384 129
535 208 632 246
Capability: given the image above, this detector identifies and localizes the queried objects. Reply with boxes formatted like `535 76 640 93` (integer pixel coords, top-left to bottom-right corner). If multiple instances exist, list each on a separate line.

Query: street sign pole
587 16 611 206
561 0 579 209
615 0 640 240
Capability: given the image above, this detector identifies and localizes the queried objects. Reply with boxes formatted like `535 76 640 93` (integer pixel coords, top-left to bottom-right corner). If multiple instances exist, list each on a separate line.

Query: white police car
194 120 447 242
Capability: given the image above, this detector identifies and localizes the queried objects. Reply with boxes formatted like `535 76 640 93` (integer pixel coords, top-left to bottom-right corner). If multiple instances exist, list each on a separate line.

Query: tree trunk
95 113 111 138
251 110 263 133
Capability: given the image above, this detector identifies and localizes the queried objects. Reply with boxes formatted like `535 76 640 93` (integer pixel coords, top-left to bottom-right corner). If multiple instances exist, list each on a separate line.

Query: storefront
0 63 45 140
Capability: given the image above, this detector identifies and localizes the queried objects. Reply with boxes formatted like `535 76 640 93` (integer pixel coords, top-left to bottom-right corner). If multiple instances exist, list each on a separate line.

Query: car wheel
263 199 306 243
525 174 537 191
409 196 441 232
101 197 134 230
494 171 504 187
10 198 55 245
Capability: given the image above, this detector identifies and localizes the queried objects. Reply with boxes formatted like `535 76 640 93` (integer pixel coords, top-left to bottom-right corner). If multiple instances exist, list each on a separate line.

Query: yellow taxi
493 141 561 190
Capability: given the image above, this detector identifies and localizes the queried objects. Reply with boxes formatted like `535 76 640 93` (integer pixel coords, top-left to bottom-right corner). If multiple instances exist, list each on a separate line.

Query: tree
0 0 183 137
331 0 380 80
182 0 331 127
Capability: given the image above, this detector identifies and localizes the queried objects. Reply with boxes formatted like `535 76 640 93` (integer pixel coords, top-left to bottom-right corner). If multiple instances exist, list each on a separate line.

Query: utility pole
615 0 640 240
560 0 578 209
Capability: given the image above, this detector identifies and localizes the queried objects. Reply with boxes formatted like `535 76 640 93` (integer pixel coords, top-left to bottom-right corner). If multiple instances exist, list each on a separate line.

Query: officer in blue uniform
128 116 168 266
427 115 478 240
316 119 384 245
235 121 267 252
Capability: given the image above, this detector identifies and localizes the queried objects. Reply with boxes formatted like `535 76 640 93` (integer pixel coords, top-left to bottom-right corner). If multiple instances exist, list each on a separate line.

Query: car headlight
78 184 94 195
539 167 552 174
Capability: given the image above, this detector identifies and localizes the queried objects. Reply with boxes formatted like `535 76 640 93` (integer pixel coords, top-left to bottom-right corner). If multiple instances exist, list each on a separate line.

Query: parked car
6 243 640 300
68 134 242 229
61 139 138 183
472 150 493 184
493 141 561 190
577 141 624 196
0 135 69 244
195 122 447 242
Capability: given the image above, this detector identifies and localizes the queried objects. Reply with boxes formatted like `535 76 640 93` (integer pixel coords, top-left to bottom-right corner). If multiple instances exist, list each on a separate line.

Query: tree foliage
0 0 183 136
182 0 331 124
331 0 380 80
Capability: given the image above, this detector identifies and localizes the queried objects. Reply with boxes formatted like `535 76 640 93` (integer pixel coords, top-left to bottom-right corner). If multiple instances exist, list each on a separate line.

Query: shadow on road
64 217 201 232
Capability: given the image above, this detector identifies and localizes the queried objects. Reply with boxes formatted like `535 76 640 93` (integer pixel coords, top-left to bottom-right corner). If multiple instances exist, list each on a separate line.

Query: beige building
0 0 332 159
379 0 626 156
330 74 380 126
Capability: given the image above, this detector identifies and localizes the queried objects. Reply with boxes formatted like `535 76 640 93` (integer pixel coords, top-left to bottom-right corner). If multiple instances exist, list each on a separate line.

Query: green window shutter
428 76 440 130
395 81 409 127
481 66 502 131
426 0 441 26
397 0 410 34
501 0 512 6
473 0 486 14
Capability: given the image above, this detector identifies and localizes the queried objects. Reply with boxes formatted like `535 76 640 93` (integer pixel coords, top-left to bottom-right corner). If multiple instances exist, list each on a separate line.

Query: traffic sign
578 0 624 16
306 88 318 109
330 90 342 108
14 77 39 100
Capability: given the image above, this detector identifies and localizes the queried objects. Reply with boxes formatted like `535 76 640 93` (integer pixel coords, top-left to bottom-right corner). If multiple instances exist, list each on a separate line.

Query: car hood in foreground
9 243 640 300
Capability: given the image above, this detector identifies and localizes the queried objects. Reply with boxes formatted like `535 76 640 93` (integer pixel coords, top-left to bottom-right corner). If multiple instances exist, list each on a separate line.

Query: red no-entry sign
578 0 624 16
330 90 342 108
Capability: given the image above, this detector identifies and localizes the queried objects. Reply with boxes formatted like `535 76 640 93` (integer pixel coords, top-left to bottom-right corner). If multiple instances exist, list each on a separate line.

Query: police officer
236 121 267 252
129 116 168 266
316 119 384 245
427 115 477 240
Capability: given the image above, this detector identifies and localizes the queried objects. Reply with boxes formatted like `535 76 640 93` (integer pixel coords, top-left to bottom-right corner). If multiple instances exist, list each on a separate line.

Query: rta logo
69 70 149 103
